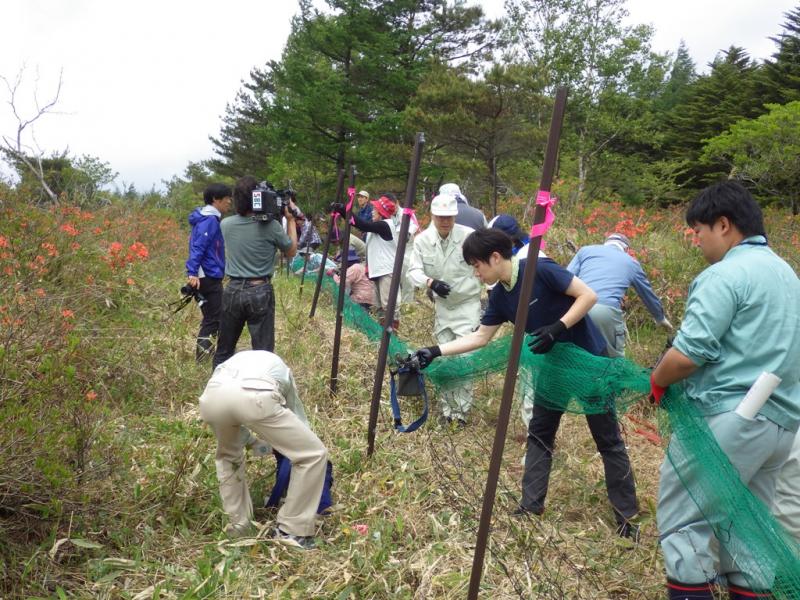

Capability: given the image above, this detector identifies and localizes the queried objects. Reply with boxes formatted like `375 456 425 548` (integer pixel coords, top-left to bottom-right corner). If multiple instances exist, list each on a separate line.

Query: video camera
251 181 303 222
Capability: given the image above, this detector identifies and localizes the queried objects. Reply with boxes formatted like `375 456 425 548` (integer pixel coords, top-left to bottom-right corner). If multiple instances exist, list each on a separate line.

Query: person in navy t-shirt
413 228 639 538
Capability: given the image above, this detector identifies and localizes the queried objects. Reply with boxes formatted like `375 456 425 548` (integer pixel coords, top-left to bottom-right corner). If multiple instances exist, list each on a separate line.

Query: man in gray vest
213 177 298 367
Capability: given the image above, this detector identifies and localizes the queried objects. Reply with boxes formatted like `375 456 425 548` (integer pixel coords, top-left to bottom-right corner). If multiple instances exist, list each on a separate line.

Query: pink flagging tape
402 207 419 228
530 190 556 239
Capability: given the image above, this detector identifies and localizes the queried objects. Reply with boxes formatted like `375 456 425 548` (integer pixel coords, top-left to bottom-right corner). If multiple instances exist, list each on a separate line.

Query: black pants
213 279 275 368
521 402 638 525
196 277 223 361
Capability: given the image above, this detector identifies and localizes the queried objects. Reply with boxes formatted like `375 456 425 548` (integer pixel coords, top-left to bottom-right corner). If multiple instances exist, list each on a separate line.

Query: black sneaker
616 521 640 541
512 505 544 517
274 527 316 550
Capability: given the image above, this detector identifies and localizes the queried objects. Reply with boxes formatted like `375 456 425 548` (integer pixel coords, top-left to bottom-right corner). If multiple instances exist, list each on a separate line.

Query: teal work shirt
673 236 800 431
221 216 292 278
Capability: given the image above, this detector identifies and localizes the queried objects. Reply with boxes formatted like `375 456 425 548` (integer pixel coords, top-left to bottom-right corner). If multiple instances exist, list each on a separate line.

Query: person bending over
200 350 327 548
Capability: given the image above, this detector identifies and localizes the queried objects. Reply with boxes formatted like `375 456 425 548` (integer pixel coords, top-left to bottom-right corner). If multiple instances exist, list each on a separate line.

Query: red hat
370 195 396 219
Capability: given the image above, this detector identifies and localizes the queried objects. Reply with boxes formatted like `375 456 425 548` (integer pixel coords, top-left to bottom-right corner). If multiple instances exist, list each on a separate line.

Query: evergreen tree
762 6 800 104
209 0 500 205
664 46 767 187
656 40 696 113
406 62 548 214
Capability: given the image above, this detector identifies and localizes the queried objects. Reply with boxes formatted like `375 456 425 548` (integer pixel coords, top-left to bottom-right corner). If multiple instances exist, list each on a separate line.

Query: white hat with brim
431 193 459 216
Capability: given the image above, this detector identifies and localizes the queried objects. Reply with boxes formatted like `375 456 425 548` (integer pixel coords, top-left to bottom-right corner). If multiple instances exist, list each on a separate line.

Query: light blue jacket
673 236 800 431
567 243 665 322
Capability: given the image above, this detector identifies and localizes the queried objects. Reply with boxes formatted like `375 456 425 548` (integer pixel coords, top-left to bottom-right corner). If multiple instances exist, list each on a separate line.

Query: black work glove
414 346 441 369
329 202 346 215
527 320 567 354
429 279 452 298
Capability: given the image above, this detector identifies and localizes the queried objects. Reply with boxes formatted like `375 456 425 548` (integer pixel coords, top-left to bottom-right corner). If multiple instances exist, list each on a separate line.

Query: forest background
2 0 800 598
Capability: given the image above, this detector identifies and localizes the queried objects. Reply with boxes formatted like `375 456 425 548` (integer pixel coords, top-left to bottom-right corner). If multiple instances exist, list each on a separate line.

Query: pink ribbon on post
346 186 356 225
529 190 556 249
330 207 342 241
402 207 419 228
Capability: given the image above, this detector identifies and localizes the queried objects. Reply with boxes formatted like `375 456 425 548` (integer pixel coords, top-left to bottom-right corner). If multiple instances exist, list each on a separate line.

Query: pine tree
762 6 800 104
664 46 766 187
656 40 696 113
209 0 500 203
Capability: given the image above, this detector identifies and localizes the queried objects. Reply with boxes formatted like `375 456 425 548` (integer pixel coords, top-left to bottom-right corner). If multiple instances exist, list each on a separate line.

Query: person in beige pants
199 350 328 547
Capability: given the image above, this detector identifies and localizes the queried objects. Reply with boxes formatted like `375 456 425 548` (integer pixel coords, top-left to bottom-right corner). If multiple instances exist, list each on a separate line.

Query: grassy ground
1 194 798 599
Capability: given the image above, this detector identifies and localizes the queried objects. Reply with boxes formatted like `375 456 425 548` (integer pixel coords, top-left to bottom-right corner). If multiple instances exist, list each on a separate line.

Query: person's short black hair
204 183 232 205
233 176 258 216
686 180 765 237
462 228 513 264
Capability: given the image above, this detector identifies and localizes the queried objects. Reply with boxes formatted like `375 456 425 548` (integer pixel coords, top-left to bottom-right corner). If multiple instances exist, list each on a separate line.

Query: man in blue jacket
186 183 232 361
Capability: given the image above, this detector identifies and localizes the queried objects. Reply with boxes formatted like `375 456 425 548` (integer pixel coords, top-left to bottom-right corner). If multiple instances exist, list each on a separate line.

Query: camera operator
213 176 298 368
185 183 232 361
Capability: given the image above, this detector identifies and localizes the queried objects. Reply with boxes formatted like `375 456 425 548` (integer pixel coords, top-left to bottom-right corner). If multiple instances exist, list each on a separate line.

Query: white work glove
658 318 674 331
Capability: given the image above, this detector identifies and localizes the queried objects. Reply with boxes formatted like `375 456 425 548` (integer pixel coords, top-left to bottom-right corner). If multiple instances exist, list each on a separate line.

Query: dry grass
7 273 671 600
8 200 796 599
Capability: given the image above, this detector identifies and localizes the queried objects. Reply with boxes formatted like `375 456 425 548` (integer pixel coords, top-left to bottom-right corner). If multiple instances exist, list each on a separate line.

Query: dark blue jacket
186 206 225 278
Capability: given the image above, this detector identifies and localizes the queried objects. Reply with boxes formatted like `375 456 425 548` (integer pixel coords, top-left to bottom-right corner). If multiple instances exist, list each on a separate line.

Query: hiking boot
512 504 544 517
616 521 640 541
224 522 254 539
438 416 467 429
274 527 316 550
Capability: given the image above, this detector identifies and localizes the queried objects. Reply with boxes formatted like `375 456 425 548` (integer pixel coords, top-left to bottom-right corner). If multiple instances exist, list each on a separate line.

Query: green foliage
209 0 501 215
506 0 671 202
703 101 800 214
4 150 117 205
761 6 800 104
407 62 548 215
664 46 767 187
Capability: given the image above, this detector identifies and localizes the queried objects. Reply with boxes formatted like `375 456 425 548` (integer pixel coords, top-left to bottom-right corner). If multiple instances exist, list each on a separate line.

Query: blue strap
389 369 429 433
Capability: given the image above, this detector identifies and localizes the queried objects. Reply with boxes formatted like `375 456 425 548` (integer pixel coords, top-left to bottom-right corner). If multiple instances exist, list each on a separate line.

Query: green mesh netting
318 277 800 595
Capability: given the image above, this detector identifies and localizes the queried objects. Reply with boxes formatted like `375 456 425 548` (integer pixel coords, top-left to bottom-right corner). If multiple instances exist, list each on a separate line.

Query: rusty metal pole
309 169 345 318
466 87 568 600
329 165 357 396
366 132 424 456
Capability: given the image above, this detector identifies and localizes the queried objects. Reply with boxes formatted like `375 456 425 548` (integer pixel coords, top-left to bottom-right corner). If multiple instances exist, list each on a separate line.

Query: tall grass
0 189 797 598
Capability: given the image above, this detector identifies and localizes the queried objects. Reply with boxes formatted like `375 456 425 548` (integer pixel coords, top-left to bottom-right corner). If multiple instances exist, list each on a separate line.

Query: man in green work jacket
650 181 800 600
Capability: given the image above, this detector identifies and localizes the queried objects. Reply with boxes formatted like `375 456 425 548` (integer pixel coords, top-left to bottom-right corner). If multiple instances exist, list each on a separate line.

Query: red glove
649 372 667 406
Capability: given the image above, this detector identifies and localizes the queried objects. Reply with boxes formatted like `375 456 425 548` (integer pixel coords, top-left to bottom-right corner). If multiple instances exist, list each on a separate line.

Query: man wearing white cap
566 232 672 357
439 182 488 231
355 190 372 231
408 193 481 426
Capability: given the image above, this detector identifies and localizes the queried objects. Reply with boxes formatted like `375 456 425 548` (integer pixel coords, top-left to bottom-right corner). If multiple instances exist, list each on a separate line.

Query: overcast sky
0 0 796 192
